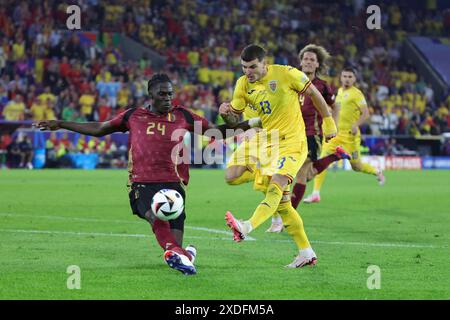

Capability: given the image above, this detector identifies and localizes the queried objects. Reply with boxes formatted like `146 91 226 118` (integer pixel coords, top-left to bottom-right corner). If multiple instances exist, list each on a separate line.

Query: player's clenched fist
219 102 240 127
322 116 337 142
219 102 232 115
34 120 61 131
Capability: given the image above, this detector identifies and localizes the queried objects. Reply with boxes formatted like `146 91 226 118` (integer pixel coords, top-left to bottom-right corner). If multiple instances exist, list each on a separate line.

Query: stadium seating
0 0 449 164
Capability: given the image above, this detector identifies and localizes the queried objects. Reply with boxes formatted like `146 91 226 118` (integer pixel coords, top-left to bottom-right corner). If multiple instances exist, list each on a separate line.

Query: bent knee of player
297 161 314 183
270 174 290 188
295 168 307 184
225 166 246 185
350 160 362 171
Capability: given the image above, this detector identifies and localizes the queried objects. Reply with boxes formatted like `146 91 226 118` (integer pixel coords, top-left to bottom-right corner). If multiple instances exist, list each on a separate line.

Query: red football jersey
109 106 210 185
299 77 335 136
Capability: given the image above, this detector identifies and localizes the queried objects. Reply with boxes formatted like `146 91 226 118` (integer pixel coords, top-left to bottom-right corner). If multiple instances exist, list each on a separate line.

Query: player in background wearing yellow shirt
221 44 337 267
303 67 385 204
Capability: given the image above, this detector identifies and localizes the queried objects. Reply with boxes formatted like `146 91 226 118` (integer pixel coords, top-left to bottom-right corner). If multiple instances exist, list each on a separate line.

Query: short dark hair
148 73 172 93
240 44 266 62
341 66 358 76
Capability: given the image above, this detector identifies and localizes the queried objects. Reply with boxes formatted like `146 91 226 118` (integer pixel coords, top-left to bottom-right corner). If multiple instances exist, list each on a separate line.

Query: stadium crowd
1 0 450 168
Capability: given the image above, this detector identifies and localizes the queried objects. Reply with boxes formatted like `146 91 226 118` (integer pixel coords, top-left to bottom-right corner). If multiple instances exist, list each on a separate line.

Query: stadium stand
0 0 449 169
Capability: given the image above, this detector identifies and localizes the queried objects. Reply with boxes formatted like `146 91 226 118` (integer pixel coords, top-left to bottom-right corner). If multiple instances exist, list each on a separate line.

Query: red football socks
152 219 193 261
291 183 306 209
313 154 339 174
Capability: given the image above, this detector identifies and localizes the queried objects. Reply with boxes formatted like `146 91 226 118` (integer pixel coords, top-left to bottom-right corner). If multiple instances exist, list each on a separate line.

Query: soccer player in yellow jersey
267 44 350 232
303 67 385 204
221 44 337 267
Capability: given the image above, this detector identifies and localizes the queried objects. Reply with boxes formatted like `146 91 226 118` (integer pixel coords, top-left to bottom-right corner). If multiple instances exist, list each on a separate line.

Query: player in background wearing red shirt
35 73 260 275
266 44 351 233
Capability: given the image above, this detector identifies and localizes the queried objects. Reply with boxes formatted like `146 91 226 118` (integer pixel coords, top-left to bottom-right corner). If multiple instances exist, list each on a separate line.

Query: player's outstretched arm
203 117 261 139
34 120 118 137
305 84 337 141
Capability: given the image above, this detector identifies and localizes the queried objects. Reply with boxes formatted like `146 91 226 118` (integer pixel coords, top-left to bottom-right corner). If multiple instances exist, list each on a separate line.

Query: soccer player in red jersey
35 73 260 275
266 44 351 232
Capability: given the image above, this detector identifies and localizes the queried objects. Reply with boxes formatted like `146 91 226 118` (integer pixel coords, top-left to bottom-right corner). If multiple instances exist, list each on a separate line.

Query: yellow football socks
249 182 283 229
277 201 311 249
360 162 378 175
313 169 327 193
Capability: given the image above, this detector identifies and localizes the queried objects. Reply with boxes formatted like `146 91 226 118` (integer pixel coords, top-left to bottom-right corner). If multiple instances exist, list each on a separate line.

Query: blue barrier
32 148 46 169
422 156 450 169
67 153 99 169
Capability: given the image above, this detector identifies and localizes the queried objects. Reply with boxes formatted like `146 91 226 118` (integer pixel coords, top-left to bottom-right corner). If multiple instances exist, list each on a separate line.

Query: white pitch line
0 228 446 249
0 228 234 241
0 212 140 225
0 228 148 238
0 212 256 241
270 239 444 249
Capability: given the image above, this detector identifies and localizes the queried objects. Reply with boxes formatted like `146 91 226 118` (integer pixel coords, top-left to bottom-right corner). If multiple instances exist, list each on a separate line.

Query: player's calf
377 169 385 186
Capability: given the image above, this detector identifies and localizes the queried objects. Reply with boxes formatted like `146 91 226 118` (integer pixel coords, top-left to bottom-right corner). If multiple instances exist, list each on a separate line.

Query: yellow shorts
227 135 258 168
321 133 361 161
259 140 308 184
226 130 267 170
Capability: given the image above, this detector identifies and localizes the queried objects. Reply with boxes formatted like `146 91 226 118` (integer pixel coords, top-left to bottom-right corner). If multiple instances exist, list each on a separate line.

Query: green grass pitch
0 169 449 299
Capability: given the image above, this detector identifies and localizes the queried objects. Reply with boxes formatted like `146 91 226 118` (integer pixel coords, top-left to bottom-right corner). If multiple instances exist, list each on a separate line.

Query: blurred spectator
96 96 113 121
44 132 73 168
2 94 25 121
442 138 450 156
79 87 96 121
45 99 57 120
0 85 9 110
76 135 91 153
18 135 34 169
370 109 384 135
60 132 75 153
45 132 59 168
386 138 417 156
38 87 57 105
105 76 121 108
117 77 131 108
62 102 77 122
6 136 22 168
30 97 47 121
0 133 12 168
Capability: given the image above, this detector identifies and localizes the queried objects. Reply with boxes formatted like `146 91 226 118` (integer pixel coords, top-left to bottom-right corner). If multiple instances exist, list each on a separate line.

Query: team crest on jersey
269 80 277 92
167 112 176 122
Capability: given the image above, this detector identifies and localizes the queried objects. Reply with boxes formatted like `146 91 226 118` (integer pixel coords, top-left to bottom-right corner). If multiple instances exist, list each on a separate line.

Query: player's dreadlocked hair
147 73 172 93
241 44 267 62
298 44 331 77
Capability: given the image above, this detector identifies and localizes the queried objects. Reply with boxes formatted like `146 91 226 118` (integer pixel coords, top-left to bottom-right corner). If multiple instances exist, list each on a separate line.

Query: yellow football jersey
230 64 311 143
335 86 367 134
243 103 259 120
